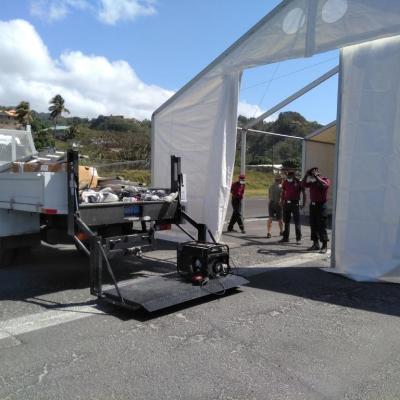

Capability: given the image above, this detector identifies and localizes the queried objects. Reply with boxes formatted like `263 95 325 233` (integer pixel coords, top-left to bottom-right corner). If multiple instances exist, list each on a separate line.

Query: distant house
43 125 70 139
0 109 18 129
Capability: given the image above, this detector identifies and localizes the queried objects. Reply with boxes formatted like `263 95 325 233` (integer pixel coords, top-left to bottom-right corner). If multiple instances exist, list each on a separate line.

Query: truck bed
79 200 179 226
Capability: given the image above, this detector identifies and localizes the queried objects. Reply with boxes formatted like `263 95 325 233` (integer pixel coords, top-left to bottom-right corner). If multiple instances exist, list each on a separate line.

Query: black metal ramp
101 272 249 312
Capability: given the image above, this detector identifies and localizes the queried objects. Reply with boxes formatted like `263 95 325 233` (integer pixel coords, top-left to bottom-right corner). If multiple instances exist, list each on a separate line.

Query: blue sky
1 0 339 124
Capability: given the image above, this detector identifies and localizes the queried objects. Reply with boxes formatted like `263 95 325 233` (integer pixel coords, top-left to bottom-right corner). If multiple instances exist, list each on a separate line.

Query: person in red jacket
279 170 305 244
227 174 246 234
302 167 331 253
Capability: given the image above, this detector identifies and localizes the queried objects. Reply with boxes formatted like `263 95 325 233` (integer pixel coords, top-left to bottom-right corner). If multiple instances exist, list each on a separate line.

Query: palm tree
48 94 70 135
67 124 79 140
15 101 33 127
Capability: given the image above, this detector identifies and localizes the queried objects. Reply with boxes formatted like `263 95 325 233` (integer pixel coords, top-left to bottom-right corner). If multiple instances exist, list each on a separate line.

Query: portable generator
177 241 230 281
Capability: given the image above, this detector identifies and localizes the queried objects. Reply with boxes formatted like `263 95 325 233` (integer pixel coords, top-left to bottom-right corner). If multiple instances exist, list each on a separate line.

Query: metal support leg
90 236 102 296
198 224 207 242
240 130 246 220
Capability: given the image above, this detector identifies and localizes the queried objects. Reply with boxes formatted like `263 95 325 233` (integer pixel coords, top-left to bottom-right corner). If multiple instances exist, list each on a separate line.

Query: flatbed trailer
0 137 248 312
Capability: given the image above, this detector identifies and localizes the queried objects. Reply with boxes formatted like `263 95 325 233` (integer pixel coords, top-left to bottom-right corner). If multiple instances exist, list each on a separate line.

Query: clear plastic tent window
0 128 36 169
152 0 400 281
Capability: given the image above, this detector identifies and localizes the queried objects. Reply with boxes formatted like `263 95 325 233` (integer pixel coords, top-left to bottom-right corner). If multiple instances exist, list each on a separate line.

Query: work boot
307 242 320 251
320 242 328 254
266 233 271 239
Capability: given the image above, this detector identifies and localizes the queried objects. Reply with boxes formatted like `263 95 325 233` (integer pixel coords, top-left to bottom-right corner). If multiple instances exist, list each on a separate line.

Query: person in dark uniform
279 170 305 244
302 167 331 253
227 174 246 234
267 175 283 239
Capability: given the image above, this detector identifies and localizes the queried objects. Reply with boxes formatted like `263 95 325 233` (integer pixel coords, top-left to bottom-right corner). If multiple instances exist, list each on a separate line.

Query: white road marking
0 252 329 342
0 330 12 340
0 305 105 342
224 217 268 224
244 217 268 222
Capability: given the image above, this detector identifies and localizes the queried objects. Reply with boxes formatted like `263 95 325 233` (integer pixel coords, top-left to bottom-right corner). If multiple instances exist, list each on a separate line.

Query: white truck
0 126 67 264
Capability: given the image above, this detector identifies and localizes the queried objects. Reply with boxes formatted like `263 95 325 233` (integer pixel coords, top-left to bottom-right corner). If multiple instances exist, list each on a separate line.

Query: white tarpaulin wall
152 0 400 241
333 36 400 283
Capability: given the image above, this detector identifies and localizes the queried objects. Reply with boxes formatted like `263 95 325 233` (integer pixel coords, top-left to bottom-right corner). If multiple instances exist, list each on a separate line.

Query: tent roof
306 120 336 144
154 0 400 118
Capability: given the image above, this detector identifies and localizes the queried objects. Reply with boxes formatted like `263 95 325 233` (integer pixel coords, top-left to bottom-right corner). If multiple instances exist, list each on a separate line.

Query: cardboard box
79 166 98 189
11 162 98 189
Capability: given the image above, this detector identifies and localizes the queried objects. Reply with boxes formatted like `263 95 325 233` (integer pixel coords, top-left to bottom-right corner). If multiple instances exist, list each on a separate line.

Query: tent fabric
333 36 400 283
306 121 336 144
152 0 400 241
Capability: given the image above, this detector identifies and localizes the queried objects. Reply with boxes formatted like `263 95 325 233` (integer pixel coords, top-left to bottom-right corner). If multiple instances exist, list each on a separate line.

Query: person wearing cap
279 170 305 244
267 175 283 238
302 167 331 253
227 174 246 234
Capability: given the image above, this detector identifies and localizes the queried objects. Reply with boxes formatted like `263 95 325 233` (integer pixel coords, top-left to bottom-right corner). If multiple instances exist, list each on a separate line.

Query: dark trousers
228 198 244 231
283 201 301 241
310 202 328 243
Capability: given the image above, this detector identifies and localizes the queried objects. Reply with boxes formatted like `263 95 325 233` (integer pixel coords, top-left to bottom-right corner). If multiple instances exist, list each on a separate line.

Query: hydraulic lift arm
66 152 247 312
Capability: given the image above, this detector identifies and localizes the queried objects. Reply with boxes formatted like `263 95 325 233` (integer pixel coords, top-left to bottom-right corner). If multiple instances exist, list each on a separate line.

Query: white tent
334 36 400 283
152 0 400 282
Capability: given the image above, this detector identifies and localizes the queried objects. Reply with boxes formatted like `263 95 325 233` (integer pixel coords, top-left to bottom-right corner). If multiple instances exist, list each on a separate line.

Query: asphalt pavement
1 198 400 399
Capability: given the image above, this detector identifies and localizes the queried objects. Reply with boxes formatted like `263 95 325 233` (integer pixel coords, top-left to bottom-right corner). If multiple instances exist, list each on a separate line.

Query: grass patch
234 167 273 198
96 168 151 185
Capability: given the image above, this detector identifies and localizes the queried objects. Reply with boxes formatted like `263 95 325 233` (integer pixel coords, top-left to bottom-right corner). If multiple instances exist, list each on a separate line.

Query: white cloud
29 0 156 24
0 19 173 119
238 101 263 119
238 100 277 122
30 0 89 22
97 0 156 25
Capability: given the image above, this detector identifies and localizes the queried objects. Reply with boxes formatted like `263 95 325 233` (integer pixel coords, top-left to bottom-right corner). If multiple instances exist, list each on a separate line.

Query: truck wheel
0 248 16 267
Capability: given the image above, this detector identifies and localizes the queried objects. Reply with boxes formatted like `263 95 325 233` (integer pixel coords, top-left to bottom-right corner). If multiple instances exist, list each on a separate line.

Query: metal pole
240 130 247 175
240 130 247 219
244 65 339 130
271 137 274 172
331 51 344 268
237 127 304 141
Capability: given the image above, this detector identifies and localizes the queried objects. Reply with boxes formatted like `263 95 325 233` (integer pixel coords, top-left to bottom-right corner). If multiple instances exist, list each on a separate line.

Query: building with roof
0 110 18 129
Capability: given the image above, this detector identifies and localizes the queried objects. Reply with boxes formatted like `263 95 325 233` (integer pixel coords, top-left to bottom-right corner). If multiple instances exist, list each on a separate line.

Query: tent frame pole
238 127 304 141
240 130 247 219
331 51 344 268
244 65 339 130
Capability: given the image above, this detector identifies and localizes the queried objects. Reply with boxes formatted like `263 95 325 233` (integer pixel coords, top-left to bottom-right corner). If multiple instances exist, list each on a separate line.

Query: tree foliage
238 112 322 166
15 101 33 127
6 100 323 167
33 130 55 150
49 94 70 125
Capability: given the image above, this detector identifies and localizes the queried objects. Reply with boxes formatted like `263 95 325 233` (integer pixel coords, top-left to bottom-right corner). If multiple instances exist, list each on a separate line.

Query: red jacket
303 177 330 203
231 181 245 200
282 179 303 201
